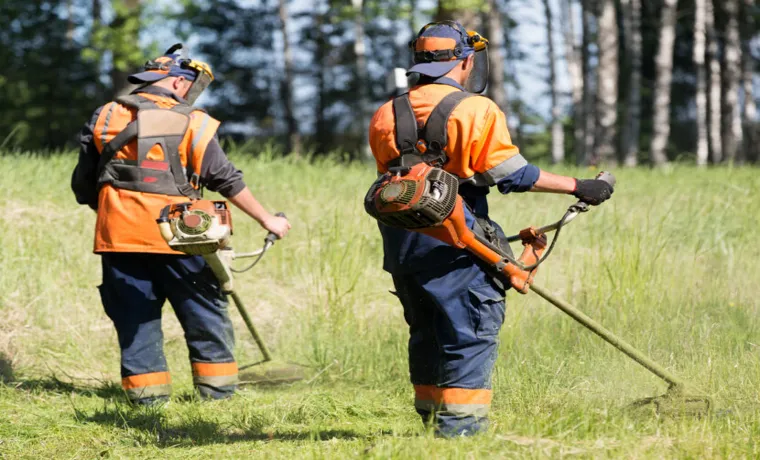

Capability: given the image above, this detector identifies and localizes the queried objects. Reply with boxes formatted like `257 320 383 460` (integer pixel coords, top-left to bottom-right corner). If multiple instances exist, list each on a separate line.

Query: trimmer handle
264 212 288 244
596 170 616 189
570 170 616 212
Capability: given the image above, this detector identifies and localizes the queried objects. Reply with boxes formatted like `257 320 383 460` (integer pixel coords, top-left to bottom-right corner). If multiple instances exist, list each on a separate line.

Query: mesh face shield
175 45 214 105
181 60 214 105
464 31 489 94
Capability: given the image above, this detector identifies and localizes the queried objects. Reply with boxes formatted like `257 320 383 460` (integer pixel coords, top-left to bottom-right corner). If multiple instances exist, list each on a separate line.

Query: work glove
572 179 614 206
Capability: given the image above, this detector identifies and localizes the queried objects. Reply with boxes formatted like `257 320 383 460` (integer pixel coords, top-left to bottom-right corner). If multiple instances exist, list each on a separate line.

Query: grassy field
2 152 760 458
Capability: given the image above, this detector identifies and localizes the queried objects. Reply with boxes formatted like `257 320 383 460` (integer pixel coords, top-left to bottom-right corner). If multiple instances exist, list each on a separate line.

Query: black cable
230 245 268 273
519 209 573 271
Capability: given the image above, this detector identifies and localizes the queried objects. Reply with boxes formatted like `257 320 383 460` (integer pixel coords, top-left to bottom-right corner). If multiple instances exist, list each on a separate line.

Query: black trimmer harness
365 165 711 416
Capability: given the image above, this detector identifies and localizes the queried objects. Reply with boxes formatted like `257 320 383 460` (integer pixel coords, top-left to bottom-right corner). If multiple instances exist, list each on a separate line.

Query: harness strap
392 94 419 157
389 90 476 169
96 94 201 199
170 103 201 187
421 91 475 153
96 121 138 178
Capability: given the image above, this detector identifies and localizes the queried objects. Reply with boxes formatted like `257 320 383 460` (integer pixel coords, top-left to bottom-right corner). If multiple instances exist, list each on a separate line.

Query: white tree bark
485 0 508 112
620 0 642 167
706 0 722 163
560 0 583 164
741 0 757 162
722 0 743 163
595 0 618 165
694 0 709 166
649 0 678 166
580 0 596 165
278 0 301 155
352 0 371 160
542 0 564 164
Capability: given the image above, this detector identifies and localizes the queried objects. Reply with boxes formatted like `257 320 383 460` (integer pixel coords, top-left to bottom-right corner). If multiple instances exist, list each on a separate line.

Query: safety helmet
407 21 489 94
128 44 215 104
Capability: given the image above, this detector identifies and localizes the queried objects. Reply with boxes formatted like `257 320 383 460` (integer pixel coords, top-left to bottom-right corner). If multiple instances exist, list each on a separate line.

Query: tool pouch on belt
473 215 513 290
96 94 201 199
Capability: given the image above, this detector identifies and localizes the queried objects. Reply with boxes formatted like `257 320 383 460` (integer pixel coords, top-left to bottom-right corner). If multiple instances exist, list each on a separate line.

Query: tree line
0 0 757 166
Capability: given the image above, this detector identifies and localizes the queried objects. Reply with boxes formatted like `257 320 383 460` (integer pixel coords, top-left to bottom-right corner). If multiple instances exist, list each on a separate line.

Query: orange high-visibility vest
91 92 220 254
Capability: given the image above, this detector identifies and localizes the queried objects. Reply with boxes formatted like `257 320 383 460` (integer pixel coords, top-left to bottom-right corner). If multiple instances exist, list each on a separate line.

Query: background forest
2 0 757 165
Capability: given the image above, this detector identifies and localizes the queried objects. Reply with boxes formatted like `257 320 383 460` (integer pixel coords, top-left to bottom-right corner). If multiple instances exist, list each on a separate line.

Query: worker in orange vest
72 45 290 405
369 22 613 436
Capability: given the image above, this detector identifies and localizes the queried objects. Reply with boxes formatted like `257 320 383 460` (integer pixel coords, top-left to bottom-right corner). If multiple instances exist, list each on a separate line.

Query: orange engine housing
363 162 546 294
364 163 460 229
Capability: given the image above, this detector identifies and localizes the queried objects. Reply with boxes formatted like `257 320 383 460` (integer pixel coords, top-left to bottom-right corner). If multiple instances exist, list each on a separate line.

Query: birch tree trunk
435 0 481 29
314 6 329 153
542 0 564 163
595 0 617 165
109 0 141 98
580 0 595 165
706 0 722 163
278 0 301 156
620 0 642 167
485 0 508 112
352 0 371 159
560 0 583 164
722 0 743 163
649 0 677 166
741 0 757 162
694 0 709 166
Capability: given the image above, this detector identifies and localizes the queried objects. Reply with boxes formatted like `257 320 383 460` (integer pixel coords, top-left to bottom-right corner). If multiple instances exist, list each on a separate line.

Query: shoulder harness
388 91 476 169
96 94 202 199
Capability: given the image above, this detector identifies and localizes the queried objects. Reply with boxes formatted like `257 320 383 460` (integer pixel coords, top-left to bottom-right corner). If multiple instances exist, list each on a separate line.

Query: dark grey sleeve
71 107 103 210
199 137 247 198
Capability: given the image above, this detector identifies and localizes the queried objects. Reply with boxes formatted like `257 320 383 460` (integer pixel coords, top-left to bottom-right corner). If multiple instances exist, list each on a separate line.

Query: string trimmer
157 201 305 385
365 165 711 416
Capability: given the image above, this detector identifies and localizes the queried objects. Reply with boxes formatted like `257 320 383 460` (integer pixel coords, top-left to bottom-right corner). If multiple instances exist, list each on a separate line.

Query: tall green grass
1 152 760 458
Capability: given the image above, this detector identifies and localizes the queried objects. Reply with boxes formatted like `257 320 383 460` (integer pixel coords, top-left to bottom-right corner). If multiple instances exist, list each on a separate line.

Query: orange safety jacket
369 79 531 274
86 89 219 254
370 82 525 188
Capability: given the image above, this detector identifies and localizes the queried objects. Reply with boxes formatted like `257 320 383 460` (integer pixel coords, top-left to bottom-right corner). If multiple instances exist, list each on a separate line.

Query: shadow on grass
0 352 14 383
13 375 124 399
78 403 388 447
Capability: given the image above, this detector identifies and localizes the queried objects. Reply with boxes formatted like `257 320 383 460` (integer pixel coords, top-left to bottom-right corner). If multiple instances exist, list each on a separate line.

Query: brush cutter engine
365 163 548 293
157 200 233 256
156 203 301 380
365 164 460 229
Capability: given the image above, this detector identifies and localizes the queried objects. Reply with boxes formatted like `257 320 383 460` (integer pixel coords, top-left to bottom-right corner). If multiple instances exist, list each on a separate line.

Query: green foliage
0 1 104 149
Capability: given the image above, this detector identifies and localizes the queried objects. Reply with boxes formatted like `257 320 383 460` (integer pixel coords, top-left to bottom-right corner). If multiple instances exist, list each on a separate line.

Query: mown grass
1 152 760 458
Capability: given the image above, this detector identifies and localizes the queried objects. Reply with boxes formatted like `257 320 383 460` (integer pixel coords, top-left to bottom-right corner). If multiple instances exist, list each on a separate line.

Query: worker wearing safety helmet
71 45 291 405
369 22 613 437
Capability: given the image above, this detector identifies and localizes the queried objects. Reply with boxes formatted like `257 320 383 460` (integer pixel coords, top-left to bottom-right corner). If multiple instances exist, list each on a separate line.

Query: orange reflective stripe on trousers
122 371 171 400
414 385 492 418
192 362 238 388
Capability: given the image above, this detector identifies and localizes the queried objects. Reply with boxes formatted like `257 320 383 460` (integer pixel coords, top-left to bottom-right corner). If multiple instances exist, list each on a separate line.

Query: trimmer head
629 386 712 418
238 360 307 386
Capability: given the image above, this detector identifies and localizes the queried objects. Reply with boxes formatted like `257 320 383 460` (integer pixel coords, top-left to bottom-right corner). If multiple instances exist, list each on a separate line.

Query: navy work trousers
392 257 506 437
99 253 238 403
